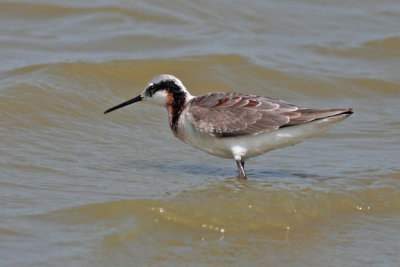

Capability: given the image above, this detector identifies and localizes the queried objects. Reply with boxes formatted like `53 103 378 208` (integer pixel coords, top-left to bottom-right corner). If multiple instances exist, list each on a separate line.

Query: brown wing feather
187 92 351 137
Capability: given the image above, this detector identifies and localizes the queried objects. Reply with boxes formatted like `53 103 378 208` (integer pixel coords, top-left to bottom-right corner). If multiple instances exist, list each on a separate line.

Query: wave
32 178 400 235
304 36 400 59
0 2 188 25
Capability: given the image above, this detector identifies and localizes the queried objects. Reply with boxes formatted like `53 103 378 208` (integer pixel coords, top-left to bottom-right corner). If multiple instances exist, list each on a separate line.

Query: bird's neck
166 91 193 135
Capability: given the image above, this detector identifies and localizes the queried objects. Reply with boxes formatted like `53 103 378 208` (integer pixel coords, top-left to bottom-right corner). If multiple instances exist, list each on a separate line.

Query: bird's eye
147 85 157 97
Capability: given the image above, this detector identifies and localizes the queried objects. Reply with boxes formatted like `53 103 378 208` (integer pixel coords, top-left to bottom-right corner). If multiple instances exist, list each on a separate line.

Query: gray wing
187 92 351 137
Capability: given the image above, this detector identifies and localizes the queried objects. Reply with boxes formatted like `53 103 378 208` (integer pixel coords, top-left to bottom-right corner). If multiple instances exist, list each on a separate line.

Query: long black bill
104 95 143 114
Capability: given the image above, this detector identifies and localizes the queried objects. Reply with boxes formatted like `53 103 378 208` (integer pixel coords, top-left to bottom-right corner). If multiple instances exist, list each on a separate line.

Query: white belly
176 114 349 160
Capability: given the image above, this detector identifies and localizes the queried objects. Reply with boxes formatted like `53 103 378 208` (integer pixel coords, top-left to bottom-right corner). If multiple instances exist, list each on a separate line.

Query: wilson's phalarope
104 74 353 179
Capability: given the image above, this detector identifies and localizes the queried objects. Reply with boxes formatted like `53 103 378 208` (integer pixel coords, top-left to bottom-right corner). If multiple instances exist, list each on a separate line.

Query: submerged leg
236 160 247 180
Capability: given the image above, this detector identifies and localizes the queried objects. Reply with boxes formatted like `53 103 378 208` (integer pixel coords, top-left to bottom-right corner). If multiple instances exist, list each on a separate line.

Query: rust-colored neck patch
166 91 187 135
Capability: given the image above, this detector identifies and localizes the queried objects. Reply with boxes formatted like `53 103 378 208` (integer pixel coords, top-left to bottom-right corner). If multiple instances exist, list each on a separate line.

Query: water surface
1 0 399 266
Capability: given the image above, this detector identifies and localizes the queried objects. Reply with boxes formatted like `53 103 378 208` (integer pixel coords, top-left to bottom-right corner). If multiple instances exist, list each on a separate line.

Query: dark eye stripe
147 80 181 97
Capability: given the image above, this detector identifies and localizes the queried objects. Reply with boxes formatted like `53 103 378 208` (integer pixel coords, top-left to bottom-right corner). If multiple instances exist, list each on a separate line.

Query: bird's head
104 74 192 114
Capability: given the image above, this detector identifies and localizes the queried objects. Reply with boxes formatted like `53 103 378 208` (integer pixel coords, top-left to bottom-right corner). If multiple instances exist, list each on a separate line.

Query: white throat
149 90 169 106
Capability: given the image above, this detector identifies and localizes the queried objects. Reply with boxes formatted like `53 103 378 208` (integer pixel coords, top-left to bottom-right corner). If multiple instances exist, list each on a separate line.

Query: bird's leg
236 160 247 180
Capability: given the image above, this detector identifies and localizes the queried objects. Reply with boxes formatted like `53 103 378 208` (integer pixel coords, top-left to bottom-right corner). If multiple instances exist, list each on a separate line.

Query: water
1 0 399 266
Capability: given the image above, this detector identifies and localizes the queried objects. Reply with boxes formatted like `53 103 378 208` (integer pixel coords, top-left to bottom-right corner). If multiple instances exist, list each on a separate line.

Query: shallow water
1 0 400 266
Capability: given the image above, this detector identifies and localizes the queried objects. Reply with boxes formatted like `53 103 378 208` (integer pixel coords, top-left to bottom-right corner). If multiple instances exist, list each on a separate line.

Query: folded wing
187 92 351 137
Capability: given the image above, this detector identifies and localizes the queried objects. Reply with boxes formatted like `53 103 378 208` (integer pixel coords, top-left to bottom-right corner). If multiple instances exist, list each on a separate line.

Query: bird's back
184 92 352 138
